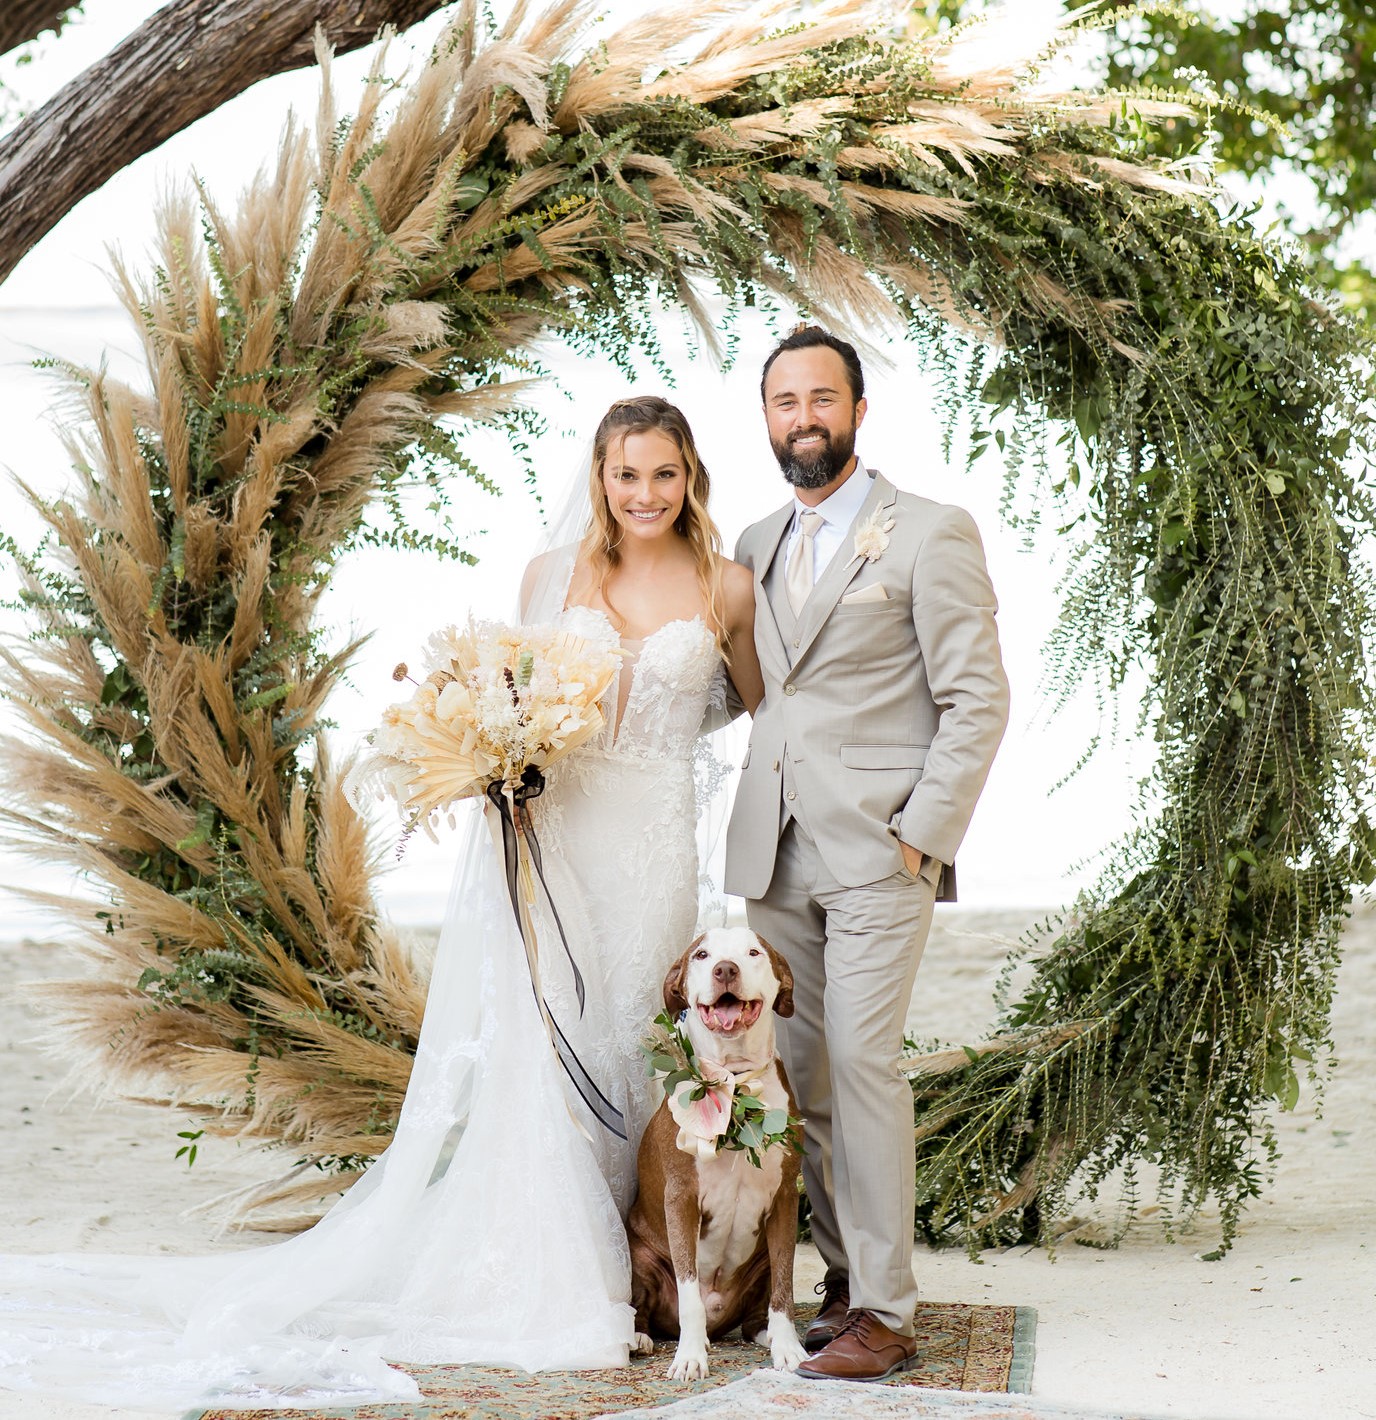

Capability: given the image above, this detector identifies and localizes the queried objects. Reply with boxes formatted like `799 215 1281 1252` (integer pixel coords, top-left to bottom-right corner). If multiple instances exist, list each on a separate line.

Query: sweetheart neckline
561 604 708 649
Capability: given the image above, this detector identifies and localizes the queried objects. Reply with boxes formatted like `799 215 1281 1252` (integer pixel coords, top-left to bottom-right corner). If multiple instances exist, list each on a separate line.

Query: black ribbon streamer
486 770 626 1140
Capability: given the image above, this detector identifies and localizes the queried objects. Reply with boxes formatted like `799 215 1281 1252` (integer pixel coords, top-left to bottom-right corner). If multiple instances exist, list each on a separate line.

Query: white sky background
0 1 1233 925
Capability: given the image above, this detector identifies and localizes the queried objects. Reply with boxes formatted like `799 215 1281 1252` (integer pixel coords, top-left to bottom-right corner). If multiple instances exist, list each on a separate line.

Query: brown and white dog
627 926 809 1380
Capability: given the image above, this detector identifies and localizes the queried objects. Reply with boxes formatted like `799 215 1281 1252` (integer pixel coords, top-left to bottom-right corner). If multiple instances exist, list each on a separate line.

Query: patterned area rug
194 1301 1035 1420
591 1368 1166 1420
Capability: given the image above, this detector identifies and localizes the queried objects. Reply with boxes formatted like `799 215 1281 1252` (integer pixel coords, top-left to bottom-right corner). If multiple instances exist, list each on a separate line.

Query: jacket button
772 760 780 772
786 791 796 801
784 684 797 696
793 639 800 648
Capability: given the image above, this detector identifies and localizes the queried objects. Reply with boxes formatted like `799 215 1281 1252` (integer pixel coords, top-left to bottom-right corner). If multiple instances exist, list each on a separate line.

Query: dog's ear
757 934 795 1018
663 935 703 1015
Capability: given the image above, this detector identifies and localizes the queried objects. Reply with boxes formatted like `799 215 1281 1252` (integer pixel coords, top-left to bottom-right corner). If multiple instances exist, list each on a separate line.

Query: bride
0 395 763 1410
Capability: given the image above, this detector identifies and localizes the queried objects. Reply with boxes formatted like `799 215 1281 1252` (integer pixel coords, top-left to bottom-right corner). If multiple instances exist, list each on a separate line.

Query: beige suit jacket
724 471 1010 898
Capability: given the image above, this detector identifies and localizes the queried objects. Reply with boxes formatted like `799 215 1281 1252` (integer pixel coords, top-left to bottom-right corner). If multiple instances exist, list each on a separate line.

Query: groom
724 326 1010 1381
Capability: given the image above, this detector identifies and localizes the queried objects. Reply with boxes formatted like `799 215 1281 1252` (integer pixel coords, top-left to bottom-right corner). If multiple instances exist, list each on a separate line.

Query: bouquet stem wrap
486 771 626 1140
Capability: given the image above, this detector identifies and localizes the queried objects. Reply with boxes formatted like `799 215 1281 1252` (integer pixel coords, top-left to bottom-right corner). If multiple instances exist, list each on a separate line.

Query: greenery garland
2 1 1371 1239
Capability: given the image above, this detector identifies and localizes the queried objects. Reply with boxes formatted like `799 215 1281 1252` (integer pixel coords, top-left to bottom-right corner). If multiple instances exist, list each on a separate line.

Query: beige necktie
785 510 823 615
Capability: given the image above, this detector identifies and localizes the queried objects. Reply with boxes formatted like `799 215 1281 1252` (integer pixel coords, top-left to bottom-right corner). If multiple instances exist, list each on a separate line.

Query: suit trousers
745 815 938 1335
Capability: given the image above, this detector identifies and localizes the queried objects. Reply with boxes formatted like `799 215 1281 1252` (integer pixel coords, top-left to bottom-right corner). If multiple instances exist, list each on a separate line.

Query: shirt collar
793 456 871 529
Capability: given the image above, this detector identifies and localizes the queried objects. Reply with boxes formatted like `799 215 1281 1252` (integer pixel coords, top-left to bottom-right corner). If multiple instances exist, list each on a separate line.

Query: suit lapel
750 503 795 681
791 472 897 669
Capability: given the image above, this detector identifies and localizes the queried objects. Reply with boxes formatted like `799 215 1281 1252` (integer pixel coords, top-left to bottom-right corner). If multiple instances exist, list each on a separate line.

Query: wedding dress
0 572 728 1409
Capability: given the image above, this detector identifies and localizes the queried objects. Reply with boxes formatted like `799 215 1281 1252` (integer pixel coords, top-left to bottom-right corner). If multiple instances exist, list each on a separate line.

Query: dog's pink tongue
712 999 744 1030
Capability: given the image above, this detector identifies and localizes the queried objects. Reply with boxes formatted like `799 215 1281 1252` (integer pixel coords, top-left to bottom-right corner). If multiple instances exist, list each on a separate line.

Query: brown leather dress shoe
803 1276 850 1352
795 1308 918 1382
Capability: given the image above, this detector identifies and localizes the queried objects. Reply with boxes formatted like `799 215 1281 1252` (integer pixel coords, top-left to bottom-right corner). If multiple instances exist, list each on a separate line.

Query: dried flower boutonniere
848 507 896 566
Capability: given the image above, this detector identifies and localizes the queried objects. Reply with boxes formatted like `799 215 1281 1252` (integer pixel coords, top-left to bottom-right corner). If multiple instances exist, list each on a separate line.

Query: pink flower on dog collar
668 1071 733 1159
642 1011 802 1167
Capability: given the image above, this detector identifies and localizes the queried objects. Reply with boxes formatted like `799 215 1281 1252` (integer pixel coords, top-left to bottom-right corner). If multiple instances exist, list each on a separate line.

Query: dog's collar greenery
642 1010 802 1167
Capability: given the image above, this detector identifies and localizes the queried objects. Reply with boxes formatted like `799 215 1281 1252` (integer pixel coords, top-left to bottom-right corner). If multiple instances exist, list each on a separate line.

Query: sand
0 904 1371 1420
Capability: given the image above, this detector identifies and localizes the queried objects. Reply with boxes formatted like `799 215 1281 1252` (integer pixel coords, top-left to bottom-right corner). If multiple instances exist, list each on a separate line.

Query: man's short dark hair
760 325 865 405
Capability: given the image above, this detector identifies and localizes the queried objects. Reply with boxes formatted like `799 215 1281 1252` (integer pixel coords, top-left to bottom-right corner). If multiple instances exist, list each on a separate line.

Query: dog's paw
764 1309 809 1371
667 1343 710 1381
632 1332 655 1357
770 1335 809 1371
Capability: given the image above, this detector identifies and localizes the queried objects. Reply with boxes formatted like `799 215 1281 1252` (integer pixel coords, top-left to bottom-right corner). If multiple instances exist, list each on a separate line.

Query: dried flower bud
392 663 409 682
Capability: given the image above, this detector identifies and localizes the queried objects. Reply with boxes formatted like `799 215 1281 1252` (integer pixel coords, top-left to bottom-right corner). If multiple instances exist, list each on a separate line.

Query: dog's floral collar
848 507 896 566
642 1011 803 1167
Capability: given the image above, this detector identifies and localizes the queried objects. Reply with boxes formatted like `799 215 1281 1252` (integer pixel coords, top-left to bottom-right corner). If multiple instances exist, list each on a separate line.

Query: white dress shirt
781 457 874 589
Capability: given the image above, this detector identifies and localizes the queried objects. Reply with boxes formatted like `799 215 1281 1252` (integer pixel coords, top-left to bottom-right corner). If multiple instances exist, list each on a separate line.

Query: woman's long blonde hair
579 396 729 654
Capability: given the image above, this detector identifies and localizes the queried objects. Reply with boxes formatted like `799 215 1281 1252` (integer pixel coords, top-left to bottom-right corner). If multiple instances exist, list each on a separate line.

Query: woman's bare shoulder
717 558 758 629
719 557 756 605
719 556 754 593
523 548 566 578
521 546 585 617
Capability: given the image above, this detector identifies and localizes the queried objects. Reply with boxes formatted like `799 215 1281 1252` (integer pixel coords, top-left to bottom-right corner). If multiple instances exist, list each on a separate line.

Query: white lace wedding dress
0 604 726 1410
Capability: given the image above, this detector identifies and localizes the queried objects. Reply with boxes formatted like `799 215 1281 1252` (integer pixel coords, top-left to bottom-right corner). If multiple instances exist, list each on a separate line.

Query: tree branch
0 3 77 58
0 0 454 288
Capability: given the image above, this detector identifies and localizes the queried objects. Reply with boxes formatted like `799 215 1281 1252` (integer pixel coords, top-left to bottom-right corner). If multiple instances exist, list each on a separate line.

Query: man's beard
772 424 856 489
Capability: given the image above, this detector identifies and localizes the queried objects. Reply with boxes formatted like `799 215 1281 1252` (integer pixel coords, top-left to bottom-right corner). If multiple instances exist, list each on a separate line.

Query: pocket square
841 583 889 605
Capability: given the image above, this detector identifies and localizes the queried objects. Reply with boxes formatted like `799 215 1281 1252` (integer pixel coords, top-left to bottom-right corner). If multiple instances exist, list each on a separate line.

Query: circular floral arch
5 1 1371 1243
